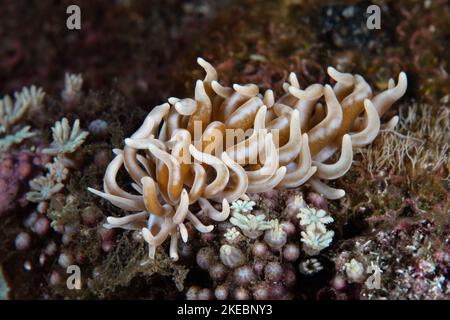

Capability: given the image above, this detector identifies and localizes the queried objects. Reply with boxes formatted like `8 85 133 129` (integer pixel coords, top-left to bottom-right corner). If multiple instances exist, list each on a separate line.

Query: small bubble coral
297 207 334 232
220 244 246 268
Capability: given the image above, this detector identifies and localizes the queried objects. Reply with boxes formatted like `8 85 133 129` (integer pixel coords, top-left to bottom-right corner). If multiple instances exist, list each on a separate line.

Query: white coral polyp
224 227 242 243
231 199 256 214
301 228 334 256
15 85 45 111
298 207 334 233
230 212 273 239
263 220 287 249
345 258 366 283
62 73 83 104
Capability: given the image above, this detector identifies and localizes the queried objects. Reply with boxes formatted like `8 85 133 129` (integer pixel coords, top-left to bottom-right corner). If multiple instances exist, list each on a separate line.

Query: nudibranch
88 58 407 261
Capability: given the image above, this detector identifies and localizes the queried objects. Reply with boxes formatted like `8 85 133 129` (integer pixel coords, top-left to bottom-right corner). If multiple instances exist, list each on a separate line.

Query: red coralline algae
0 151 45 216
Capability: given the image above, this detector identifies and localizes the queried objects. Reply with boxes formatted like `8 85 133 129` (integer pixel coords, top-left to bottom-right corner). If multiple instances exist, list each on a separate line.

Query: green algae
86 233 188 298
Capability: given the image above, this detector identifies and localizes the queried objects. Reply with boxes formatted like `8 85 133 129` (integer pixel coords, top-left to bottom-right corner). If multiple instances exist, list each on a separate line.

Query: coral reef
0 0 447 301
331 219 449 300
186 191 336 300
